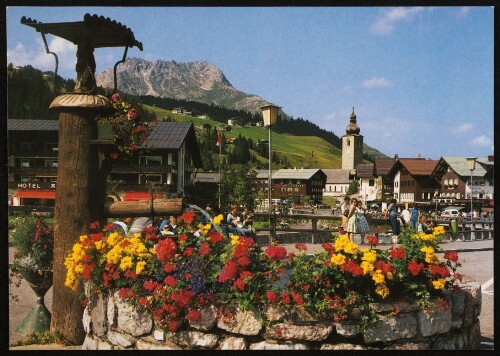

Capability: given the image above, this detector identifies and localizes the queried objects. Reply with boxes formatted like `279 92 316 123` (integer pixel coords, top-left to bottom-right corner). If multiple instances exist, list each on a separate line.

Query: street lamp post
261 105 281 244
466 157 476 220
434 189 439 216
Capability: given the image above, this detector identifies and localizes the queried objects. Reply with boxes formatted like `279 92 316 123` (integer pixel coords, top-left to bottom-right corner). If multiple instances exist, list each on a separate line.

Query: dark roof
142 122 192 150
356 163 374 178
374 157 396 176
8 119 58 131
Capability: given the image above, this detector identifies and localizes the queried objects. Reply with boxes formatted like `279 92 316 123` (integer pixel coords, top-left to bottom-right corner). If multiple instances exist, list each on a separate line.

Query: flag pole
218 126 222 208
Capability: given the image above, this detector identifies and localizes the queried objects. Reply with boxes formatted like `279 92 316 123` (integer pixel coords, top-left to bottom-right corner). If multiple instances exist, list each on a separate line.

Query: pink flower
111 93 121 102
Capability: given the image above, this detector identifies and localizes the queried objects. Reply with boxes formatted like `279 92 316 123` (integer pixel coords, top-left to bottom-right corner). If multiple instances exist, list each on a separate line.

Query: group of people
339 196 439 243
222 203 256 238
340 196 370 244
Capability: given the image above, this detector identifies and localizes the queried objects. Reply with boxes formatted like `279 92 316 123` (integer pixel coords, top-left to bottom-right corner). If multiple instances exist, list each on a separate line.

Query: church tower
341 107 363 171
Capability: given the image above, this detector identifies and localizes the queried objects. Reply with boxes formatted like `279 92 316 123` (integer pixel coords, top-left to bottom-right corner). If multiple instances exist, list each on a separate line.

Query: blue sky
7 6 494 160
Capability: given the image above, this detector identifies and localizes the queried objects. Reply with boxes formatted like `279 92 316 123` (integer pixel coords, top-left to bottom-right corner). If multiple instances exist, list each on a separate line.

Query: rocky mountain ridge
95 57 270 113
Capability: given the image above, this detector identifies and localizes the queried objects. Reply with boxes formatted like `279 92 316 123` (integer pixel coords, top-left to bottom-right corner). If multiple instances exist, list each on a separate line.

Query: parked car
441 209 461 218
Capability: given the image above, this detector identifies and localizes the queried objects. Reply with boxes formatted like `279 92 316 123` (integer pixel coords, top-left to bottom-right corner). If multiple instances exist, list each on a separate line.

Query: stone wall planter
81 277 482 350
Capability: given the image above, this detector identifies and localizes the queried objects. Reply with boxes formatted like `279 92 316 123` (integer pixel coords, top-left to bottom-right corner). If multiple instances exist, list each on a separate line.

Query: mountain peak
95 57 269 111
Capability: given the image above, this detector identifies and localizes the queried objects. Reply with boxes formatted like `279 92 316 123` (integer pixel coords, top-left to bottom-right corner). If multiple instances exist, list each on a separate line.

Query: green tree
347 180 358 195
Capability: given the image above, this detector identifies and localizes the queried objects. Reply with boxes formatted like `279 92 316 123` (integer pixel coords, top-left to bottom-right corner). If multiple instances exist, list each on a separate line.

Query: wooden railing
252 212 494 243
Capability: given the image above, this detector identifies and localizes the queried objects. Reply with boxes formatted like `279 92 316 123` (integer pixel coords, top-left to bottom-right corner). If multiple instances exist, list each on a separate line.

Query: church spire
346 107 360 134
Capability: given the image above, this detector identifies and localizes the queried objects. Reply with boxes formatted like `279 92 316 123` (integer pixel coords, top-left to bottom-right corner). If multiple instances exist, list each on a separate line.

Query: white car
441 209 460 218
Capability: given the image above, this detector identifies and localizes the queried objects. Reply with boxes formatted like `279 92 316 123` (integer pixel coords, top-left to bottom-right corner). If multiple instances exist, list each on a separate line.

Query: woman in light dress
346 197 359 243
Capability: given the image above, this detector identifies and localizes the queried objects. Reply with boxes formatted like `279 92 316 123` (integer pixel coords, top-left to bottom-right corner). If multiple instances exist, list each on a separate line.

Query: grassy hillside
146 105 353 169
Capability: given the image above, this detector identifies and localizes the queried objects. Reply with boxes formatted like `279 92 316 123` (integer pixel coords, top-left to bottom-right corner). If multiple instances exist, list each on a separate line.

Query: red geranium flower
181 212 196 224
208 231 224 244
187 309 201 322
118 288 135 299
264 246 287 261
200 242 210 255
295 243 307 251
292 292 304 305
218 260 238 282
178 234 188 242
82 263 95 280
408 260 425 276
163 263 176 273
266 291 278 304
90 221 100 231
156 238 177 262
234 244 249 259
321 242 335 254
366 235 379 246
233 278 246 291
389 247 406 259
237 256 251 267
374 260 395 275
280 292 291 305
124 270 138 279
444 250 459 263
183 247 194 257
164 276 178 287
428 265 451 278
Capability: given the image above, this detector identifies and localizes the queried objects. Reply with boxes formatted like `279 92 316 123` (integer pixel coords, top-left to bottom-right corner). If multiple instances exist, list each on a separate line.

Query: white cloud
7 37 77 77
457 7 471 18
470 135 493 147
371 7 425 35
361 77 393 88
452 122 473 135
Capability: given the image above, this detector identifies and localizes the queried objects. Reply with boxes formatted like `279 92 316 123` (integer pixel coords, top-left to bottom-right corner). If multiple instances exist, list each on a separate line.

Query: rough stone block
136 336 182 350
219 337 247 350
188 305 217 332
431 334 456 350
320 343 367 350
153 329 165 341
460 282 482 327
107 292 117 327
265 322 333 341
370 300 419 314
290 305 321 324
364 313 418 343
418 308 452 337
167 331 219 349
334 322 360 338
467 320 481 349
249 341 309 350
82 334 98 350
384 341 430 350
264 305 289 322
217 307 263 336
90 293 108 337
82 306 92 334
115 292 153 337
96 338 113 350
450 290 466 329
107 330 137 348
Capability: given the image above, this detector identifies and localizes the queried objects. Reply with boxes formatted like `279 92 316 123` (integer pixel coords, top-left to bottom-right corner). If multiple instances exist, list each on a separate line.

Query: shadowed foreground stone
265 322 333 341
219 337 247 350
249 341 309 350
217 308 263 335
364 314 418 343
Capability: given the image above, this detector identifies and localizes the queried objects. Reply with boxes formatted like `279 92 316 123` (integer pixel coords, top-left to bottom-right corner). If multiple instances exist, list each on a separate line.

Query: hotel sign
9 182 57 190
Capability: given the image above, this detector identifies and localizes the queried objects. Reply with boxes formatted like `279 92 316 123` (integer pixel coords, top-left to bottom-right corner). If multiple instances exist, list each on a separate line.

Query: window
294 188 299 192
422 193 425 199
456 193 461 199
21 160 31 167
45 143 58 152
347 139 350 146
139 156 162 166
140 174 162 184
368 179 375 186
454 179 458 186
444 179 448 186
45 160 58 168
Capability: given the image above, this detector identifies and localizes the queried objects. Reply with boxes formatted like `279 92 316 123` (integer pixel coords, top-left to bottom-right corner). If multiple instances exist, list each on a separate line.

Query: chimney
394 154 398 159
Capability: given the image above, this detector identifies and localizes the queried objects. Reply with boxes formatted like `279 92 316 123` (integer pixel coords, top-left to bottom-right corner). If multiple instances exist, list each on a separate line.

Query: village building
356 163 380 204
8 120 202 206
322 169 351 198
386 158 440 207
431 156 494 210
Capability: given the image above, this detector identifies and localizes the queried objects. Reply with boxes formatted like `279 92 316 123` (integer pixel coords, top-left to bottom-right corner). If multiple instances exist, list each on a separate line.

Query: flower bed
66 215 481 349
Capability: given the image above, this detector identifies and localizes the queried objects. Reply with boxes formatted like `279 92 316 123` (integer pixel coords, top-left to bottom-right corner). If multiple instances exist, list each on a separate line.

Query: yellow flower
95 240 104 250
361 261 374 275
362 250 377 263
372 270 385 284
433 225 446 236
213 214 224 225
331 253 346 265
386 271 394 280
375 284 390 299
420 246 434 255
344 242 359 255
231 234 240 245
107 232 122 246
119 256 133 271
432 279 446 290
135 261 147 275
334 235 350 252
79 235 88 243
